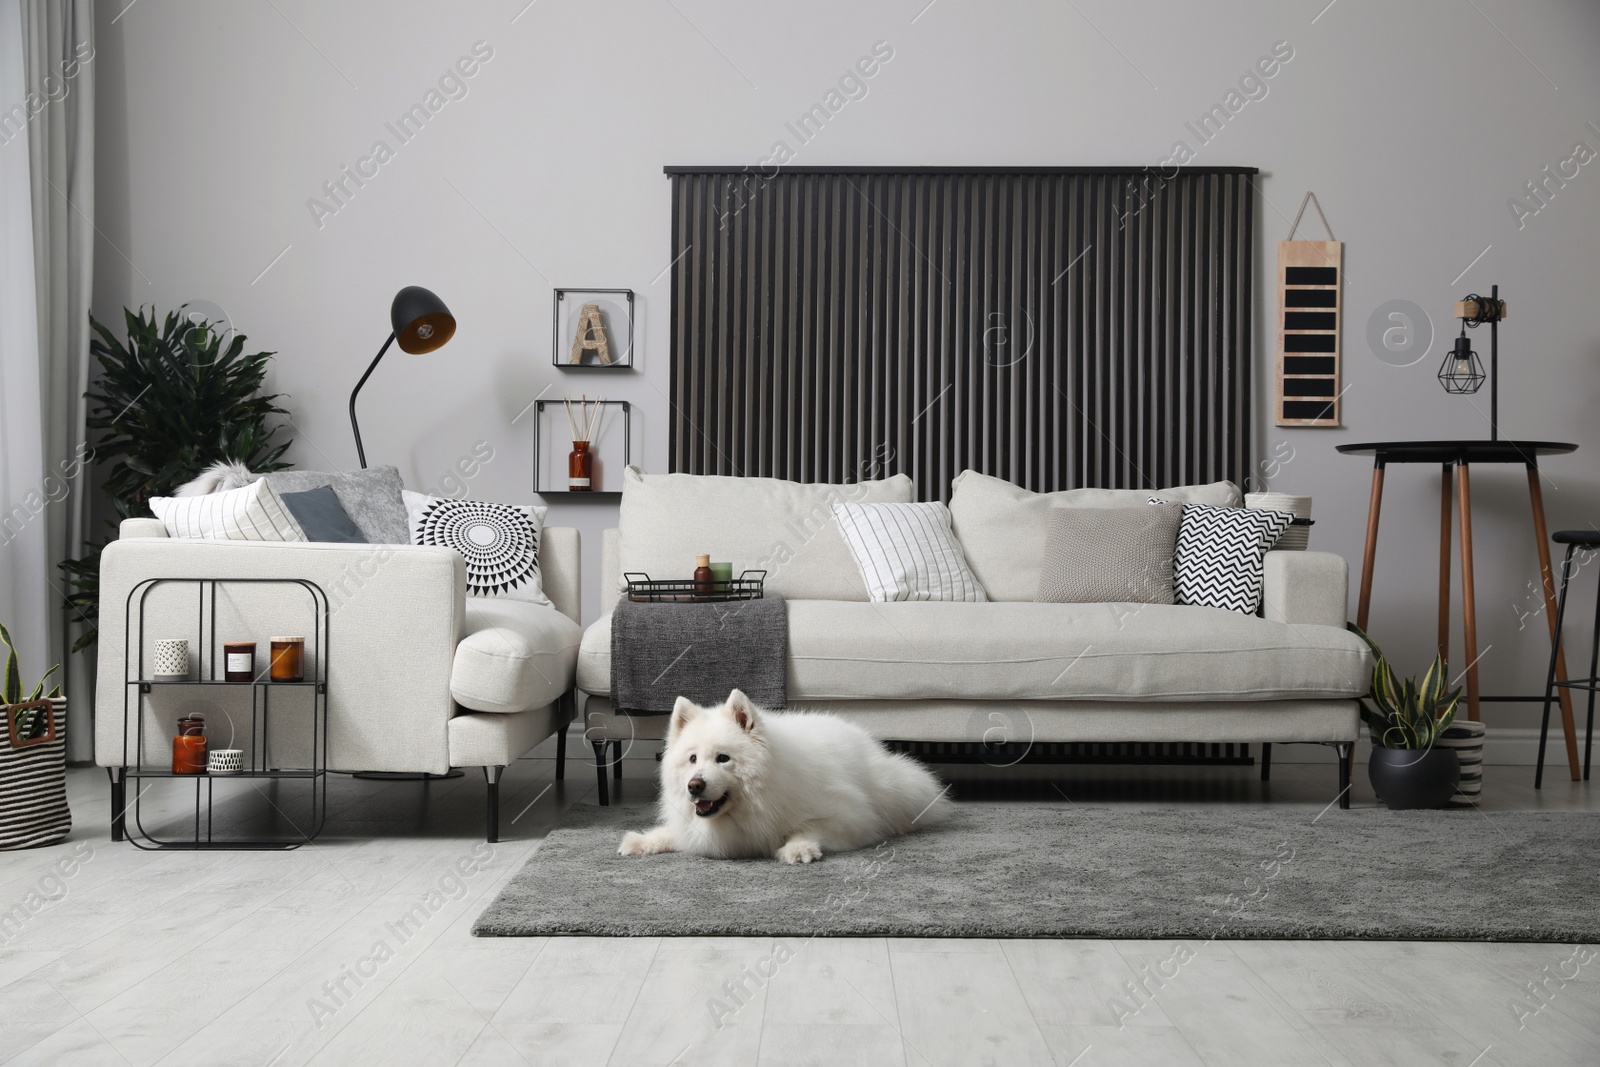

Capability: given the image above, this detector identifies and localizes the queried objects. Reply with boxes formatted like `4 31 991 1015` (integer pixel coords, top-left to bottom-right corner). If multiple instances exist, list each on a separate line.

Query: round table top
1336 440 1578 463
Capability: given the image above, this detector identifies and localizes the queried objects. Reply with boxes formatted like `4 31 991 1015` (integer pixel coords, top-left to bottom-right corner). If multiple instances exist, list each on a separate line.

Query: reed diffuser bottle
565 395 602 492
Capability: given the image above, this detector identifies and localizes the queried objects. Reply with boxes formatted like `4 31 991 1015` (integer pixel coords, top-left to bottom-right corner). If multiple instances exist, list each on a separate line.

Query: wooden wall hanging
1276 192 1342 426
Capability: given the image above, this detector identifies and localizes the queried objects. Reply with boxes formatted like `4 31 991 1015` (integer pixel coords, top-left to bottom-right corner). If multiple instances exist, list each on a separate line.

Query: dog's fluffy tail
877 752 951 833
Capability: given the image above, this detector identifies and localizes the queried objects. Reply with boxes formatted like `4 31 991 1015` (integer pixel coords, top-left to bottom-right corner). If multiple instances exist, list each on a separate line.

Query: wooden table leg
1457 463 1481 722
1438 463 1452 661
1356 460 1386 632
1526 464 1581 780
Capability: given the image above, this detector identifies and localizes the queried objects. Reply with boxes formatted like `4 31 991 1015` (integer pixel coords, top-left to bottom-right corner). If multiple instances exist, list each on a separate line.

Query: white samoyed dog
617 689 949 864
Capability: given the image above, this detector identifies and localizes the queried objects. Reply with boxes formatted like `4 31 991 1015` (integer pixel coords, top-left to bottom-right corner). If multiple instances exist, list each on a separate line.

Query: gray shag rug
473 804 1600 941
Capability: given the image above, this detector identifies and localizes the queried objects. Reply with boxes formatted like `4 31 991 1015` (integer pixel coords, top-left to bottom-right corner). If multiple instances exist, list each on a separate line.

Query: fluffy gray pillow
262 466 409 544
1035 505 1182 604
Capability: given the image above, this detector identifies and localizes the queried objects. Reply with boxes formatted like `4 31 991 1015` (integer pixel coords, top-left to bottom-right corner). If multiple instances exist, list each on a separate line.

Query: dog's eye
688 754 696 764
716 754 730 763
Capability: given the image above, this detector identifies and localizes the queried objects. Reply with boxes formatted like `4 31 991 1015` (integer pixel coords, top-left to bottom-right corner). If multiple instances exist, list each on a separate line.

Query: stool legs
1536 545 1577 789
1527 465 1581 778
1586 558 1600 781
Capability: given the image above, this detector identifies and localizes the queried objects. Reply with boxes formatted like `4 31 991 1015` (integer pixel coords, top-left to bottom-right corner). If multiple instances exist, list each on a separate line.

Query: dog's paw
778 840 823 865
618 831 651 856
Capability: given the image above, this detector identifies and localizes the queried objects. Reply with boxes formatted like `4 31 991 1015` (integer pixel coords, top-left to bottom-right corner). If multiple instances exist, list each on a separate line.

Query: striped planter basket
1439 718 1485 806
2 698 71 850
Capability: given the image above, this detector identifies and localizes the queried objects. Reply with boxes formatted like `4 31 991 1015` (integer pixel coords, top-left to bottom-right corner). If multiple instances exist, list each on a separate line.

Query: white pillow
831 501 987 602
403 491 551 607
948 469 1242 601
148 480 306 542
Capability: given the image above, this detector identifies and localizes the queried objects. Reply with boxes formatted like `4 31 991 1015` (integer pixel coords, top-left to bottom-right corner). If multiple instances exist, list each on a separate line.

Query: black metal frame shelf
114 576 330 851
552 288 635 369
533 399 631 497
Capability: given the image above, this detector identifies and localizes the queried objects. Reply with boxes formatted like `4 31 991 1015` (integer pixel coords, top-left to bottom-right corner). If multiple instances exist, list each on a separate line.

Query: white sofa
94 517 583 842
576 468 1372 806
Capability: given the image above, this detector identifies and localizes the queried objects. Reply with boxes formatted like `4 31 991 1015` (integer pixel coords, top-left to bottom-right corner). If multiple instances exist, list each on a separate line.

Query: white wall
93 0 1600 731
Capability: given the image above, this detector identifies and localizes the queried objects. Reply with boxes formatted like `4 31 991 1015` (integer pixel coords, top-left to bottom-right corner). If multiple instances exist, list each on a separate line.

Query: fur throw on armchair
174 459 258 497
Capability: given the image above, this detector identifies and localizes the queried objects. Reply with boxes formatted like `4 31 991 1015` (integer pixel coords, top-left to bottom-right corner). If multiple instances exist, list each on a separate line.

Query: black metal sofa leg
593 741 610 806
613 740 623 780
1260 743 1272 782
555 699 568 782
484 765 503 843
1336 742 1352 809
109 768 126 842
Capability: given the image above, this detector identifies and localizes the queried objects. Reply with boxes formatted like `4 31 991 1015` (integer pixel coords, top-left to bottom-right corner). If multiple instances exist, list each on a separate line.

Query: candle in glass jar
172 713 208 774
270 637 305 682
223 641 256 682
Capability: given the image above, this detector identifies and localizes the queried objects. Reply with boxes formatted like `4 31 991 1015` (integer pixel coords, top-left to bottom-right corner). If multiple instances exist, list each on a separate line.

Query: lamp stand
348 331 397 469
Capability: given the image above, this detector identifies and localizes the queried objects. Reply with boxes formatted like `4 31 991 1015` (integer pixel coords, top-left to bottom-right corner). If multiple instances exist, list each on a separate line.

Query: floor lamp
349 286 456 468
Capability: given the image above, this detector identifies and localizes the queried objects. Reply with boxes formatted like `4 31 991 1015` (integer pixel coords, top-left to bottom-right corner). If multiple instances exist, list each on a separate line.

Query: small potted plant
1352 628 1461 809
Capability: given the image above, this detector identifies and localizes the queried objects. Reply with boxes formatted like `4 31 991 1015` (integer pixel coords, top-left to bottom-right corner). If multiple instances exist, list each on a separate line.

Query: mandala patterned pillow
404 491 550 607
1149 499 1293 615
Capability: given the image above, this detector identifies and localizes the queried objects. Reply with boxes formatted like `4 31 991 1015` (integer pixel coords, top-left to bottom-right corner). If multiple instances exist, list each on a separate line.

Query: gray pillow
262 466 410 544
279 485 367 543
1035 504 1182 604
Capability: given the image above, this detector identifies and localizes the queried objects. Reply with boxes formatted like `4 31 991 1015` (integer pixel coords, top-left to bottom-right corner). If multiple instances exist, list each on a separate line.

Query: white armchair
94 518 582 841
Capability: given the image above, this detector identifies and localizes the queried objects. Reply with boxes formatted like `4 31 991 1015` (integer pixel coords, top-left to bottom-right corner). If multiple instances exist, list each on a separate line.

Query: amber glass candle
270 637 305 682
172 714 208 774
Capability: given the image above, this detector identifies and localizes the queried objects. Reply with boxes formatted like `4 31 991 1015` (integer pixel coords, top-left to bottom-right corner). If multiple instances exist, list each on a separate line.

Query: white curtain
0 0 94 759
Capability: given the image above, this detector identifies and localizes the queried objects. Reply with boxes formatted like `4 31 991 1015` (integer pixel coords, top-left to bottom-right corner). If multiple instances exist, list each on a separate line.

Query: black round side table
1337 440 1583 781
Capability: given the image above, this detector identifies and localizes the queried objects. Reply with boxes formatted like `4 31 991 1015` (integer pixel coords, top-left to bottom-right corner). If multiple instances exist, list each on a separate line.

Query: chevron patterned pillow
1149 500 1293 614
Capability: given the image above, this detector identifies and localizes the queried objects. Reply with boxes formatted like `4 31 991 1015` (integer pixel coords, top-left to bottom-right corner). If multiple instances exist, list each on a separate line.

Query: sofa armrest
95 538 467 774
601 528 621 614
119 518 168 539
541 526 581 625
1261 550 1349 629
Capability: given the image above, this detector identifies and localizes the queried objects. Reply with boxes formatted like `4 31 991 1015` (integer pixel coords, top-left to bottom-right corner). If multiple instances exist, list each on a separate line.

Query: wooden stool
1536 530 1600 788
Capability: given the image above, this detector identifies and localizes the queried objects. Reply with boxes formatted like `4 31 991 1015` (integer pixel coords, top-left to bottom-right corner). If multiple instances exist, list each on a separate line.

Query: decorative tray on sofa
624 571 766 603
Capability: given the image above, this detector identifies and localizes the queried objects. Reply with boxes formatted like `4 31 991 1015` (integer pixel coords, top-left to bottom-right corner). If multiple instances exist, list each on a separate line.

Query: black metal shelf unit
533 399 631 497
115 577 330 850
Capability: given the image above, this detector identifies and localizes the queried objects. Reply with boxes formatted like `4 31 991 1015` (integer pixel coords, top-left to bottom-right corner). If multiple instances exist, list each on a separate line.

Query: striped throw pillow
148 480 307 542
832 501 987 602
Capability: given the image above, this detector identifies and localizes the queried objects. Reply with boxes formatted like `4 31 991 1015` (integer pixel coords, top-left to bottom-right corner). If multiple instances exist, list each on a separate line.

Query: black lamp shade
391 286 455 354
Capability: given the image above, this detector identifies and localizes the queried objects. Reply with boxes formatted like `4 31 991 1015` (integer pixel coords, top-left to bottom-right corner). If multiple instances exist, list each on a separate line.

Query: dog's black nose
687 777 706 796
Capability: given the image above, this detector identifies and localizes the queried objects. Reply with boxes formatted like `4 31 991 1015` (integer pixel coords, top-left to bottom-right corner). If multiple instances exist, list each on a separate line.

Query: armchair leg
484 765 504 843
555 697 568 782
593 741 610 806
1336 742 1352 809
613 740 623 780
1260 743 1272 782
108 768 126 842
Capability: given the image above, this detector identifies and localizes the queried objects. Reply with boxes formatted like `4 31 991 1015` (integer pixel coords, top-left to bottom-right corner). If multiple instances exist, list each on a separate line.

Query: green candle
709 562 733 588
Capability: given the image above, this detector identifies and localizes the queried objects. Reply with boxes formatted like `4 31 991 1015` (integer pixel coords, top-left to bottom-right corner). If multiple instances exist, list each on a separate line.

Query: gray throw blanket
611 595 788 714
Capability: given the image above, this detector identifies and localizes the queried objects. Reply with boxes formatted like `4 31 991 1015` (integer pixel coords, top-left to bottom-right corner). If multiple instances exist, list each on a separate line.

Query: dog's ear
670 696 698 739
726 689 760 732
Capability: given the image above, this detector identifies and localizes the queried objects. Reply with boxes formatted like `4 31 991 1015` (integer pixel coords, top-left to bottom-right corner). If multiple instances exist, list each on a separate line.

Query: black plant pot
1368 746 1460 810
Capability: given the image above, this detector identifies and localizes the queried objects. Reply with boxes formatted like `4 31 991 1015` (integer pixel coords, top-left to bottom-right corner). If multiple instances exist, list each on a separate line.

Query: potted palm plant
1352 627 1462 809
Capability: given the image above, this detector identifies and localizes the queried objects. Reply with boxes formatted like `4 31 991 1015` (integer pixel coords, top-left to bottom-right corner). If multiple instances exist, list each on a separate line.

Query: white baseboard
1270 727 1583 767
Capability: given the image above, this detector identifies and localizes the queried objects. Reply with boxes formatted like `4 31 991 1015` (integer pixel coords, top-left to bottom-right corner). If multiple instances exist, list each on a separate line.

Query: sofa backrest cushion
948 469 1241 601
617 466 915 600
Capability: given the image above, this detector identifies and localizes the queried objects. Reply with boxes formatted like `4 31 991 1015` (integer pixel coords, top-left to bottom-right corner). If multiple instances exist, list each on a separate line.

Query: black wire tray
624 570 766 603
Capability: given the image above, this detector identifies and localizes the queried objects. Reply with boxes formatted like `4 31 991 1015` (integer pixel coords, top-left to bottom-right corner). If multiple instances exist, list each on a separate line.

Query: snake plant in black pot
1352 627 1462 809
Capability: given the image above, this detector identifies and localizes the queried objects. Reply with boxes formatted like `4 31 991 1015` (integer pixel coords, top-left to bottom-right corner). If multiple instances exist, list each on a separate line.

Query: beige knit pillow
1035 505 1182 604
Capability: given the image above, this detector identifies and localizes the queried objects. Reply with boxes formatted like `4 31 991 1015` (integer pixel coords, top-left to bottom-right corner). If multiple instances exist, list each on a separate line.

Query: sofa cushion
263 466 410 544
1036 505 1181 604
616 466 915 601
949 470 1241 601
578 600 1370 703
452 598 582 714
832 501 985 602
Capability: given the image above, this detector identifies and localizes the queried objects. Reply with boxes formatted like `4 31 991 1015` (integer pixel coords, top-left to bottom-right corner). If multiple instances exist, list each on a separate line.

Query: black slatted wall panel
667 166 1256 500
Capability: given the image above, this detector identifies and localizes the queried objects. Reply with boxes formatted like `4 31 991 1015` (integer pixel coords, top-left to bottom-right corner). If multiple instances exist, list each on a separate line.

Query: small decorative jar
269 637 305 683
223 641 256 683
172 713 207 775
153 638 189 681
568 441 593 491
206 748 243 775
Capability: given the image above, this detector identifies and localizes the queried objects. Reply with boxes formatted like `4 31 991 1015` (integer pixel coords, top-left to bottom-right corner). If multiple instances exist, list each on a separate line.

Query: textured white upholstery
616 466 914 600
1261 550 1349 629
96 526 581 775
580 695 1358 744
449 704 564 767
452 599 582 714
578 600 1368 702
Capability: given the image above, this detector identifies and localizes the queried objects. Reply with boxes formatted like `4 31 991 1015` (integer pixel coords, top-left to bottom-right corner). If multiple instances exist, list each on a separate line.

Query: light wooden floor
2 738 1597 1067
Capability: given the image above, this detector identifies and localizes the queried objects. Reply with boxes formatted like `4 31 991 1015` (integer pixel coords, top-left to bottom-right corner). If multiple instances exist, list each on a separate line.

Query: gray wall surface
91 1 1600 734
